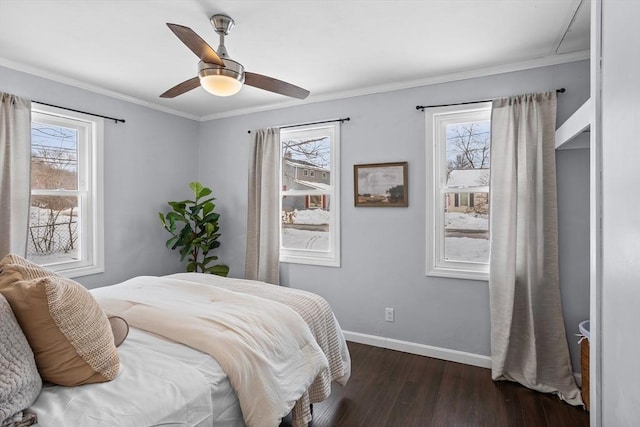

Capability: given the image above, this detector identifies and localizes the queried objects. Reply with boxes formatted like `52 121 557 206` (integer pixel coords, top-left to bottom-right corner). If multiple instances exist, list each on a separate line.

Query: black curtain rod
415 88 566 111
33 101 126 123
247 117 350 134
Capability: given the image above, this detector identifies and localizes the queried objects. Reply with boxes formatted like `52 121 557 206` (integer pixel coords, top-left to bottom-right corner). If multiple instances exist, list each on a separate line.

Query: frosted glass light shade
200 74 243 97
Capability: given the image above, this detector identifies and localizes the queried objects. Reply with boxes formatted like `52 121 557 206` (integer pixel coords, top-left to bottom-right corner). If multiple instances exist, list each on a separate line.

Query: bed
0 255 350 427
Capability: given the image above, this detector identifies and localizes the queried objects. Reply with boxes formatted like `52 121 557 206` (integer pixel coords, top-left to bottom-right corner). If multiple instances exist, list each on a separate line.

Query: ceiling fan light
198 60 245 97
200 75 243 96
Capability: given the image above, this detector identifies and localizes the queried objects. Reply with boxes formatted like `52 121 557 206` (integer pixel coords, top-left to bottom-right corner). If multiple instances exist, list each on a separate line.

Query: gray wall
556 144 591 372
198 60 591 369
601 0 640 424
0 59 592 372
0 65 200 289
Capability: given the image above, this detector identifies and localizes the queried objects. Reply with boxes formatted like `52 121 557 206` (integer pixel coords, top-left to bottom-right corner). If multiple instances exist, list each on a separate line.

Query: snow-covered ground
27 206 78 265
282 228 329 251
445 237 489 263
444 212 489 262
292 209 330 225
445 212 488 230
283 209 489 261
282 209 330 250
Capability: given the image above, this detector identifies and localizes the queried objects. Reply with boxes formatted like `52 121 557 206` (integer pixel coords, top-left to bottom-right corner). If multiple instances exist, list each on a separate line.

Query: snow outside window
425 102 491 280
27 104 104 278
280 123 340 267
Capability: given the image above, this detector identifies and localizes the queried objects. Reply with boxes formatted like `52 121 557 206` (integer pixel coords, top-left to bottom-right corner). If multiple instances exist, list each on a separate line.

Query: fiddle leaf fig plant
159 182 229 276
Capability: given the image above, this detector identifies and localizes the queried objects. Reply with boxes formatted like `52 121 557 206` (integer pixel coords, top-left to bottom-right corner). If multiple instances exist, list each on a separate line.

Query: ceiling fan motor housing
210 14 235 35
198 59 244 83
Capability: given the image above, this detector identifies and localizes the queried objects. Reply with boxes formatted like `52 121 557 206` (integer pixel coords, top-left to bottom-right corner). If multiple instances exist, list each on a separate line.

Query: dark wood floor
282 341 589 427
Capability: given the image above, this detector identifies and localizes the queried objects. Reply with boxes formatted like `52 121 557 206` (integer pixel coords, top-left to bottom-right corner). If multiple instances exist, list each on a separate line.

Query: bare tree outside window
282 136 330 168
443 120 491 263
282 136 330 190
28 123 79 262
446 122 490 172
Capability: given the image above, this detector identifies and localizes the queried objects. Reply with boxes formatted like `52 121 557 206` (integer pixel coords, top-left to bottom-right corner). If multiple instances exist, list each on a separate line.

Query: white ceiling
0 0 590 121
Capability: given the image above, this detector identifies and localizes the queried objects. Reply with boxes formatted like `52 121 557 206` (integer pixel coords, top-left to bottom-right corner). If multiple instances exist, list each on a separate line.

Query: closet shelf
556 98 592 150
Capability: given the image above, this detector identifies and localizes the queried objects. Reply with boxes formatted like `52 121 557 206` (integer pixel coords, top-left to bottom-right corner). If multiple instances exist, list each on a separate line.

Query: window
280 123 340 267
27 104 104 277
425 102 491 280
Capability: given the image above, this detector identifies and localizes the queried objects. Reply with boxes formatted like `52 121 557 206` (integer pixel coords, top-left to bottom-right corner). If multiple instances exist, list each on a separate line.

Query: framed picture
354 162 408 207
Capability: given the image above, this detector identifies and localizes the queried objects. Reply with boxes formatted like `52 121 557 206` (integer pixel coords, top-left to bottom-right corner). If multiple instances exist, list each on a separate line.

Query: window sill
46 263 104 279
426 267 488 281
280 255 340 268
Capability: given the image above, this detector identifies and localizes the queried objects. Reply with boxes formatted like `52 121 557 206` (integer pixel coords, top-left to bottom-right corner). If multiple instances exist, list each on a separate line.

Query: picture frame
354 162 408 207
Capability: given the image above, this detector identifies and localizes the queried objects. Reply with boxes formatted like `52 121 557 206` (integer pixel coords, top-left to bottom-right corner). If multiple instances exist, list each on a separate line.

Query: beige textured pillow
0 254 119 386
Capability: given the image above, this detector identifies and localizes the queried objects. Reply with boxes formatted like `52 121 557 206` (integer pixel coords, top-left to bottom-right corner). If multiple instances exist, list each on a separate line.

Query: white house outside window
280 123 340 267
27 104 104 277
425 102 491 280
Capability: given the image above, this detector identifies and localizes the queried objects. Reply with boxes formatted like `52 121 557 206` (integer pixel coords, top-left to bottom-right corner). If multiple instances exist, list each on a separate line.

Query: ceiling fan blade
160 76 201 98
244 72 310 99
166 23 224 66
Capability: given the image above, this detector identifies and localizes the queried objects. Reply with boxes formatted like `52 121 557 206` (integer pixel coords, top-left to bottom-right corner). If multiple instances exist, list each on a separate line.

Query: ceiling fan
160 14 310 100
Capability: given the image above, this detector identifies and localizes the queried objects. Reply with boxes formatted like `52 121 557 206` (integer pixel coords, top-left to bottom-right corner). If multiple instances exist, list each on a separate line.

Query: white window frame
425 102 491 280
29 104 104 278
279 123 340 267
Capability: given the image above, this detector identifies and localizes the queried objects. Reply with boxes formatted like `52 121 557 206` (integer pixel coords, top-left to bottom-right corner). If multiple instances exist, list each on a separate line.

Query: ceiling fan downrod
210 14 234 59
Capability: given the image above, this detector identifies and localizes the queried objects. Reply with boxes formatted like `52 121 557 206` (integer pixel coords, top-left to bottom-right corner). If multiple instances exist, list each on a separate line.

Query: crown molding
199 50 589 121
2 50 589 123
0 58 200 121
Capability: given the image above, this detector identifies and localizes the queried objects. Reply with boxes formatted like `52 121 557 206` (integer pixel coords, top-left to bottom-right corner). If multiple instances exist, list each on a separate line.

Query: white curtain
489 91 582 405
0 93 31 259
245 127 280 284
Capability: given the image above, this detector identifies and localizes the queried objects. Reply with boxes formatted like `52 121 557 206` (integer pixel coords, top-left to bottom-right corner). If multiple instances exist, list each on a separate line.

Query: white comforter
92 276 330 427
168 273 351 427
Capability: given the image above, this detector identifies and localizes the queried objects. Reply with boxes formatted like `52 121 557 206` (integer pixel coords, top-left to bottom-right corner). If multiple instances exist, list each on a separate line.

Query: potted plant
158 182 229 276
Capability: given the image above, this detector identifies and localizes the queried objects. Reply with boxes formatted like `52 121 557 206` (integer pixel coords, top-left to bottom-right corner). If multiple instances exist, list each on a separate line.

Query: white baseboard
342 331 583 383
342 330 492 369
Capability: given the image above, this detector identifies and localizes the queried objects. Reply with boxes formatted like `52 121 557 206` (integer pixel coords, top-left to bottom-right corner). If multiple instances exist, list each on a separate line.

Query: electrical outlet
385 307 395 322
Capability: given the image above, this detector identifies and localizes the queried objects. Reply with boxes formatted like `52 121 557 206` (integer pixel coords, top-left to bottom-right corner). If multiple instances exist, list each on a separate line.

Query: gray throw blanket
2 411 37 427
0 294 41 426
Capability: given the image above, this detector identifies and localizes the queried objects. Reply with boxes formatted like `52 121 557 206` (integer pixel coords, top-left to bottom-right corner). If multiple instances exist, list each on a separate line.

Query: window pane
27 195 80 265
280 123 339 267
281 195 331 251
31 121 78 190
444 192 489 263
443 119 490 264
282 135 331 191
446 120 490 172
